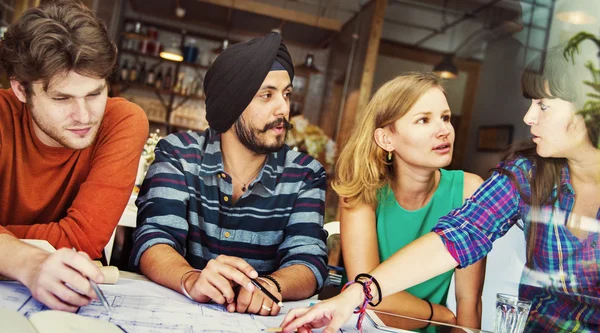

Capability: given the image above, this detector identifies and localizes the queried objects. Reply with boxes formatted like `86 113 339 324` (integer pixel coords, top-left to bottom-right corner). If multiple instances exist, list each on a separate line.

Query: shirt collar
559 163 575 194
198 128 281 193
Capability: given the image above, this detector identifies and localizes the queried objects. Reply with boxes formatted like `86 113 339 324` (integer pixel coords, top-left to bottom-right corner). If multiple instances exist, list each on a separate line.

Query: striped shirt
130 129 329 289
433 157 599 332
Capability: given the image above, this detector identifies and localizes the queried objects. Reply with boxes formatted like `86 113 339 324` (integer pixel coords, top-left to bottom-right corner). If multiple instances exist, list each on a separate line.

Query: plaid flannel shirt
433 157 599 332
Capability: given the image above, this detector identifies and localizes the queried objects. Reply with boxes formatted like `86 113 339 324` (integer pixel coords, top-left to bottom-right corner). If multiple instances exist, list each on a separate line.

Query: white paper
0 280 369 333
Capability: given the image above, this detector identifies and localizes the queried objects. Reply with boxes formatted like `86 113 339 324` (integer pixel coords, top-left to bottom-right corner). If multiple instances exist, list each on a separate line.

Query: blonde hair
333 72 444 209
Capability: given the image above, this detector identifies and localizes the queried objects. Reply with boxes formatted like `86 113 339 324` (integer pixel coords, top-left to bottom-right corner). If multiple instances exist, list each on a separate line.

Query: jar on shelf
183 38 199 63
146 27 159 55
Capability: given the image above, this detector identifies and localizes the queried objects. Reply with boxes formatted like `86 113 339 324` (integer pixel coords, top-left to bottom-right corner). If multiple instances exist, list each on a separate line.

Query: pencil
72 248 112 314
251 279 283 307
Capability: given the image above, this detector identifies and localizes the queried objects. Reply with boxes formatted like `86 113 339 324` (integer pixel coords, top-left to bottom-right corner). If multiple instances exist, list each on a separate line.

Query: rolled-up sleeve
433 159 531 268
129 137 190 271
277 164 328 290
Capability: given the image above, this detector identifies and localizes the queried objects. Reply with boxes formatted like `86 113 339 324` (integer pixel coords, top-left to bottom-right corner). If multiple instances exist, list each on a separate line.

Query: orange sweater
0 89 149 259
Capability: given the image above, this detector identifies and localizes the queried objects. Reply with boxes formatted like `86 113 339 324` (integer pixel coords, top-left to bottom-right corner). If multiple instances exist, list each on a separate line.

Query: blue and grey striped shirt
130 129 328 289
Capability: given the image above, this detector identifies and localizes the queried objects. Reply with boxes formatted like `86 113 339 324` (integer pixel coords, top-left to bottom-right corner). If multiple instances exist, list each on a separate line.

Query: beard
234 116 292 155
28 102 100 150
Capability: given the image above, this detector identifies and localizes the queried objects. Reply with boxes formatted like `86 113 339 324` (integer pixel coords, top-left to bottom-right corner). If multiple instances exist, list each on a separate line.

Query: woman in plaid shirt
281 48 599 332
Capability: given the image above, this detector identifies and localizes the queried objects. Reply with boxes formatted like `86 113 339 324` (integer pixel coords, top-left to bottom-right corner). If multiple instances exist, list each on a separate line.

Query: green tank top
376 169 464 306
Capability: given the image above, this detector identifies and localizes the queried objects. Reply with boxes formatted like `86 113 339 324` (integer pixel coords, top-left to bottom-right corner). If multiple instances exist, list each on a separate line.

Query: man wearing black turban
133 33 328 318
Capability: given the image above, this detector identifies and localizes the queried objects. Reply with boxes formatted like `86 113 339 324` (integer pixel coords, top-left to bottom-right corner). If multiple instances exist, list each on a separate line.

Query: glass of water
494 293 532 333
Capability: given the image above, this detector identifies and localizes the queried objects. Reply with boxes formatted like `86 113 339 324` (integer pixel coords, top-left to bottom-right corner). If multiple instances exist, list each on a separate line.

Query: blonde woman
333 73 485 328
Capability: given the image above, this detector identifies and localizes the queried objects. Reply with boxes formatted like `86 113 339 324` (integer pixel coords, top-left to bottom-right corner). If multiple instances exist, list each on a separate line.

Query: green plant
564 32 600 148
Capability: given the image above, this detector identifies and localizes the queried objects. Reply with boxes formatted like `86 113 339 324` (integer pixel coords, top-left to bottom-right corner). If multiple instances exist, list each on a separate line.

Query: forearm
371 291 456 324
0 234 49 284
456 298 482 329
454 257 485 329
270 264 317 300
139 244 194 293
370 233 458 300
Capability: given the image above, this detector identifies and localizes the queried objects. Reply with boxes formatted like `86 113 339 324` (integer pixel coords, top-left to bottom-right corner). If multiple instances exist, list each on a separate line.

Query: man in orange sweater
0 1 148 311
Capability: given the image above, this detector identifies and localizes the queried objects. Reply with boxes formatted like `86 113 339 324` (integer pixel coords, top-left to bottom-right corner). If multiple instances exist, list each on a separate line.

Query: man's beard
28 100 99 150
234 116 292 155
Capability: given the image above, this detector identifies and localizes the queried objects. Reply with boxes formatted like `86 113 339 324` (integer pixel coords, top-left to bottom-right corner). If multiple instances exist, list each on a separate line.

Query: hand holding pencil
228 276 282 316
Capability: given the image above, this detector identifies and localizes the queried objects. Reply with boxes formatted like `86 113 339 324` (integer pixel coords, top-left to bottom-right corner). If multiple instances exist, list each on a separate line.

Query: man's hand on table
230 276 281 316
183 255 257 304
22 248 103 312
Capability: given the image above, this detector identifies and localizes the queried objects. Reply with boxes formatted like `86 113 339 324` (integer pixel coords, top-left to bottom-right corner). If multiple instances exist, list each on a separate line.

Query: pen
72 248 112 314
89 278 112 314
250 279 283 307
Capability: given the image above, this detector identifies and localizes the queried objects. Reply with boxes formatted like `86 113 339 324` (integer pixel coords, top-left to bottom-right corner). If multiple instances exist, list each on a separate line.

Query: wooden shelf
148 118 167 125
120 49 210 71
114 81 205 101
149 118 204 133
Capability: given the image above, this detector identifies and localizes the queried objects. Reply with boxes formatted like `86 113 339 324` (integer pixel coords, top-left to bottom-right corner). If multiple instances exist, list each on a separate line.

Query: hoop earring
387 151 392 161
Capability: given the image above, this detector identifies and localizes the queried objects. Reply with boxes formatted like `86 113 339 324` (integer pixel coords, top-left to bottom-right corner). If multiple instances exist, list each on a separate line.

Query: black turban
204 32 294 133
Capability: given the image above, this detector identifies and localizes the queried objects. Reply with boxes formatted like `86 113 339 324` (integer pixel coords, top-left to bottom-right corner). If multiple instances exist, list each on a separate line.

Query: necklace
225 162 264 192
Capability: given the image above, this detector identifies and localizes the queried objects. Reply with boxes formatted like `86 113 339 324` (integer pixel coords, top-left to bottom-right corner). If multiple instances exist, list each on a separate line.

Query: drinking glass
494 293 532 333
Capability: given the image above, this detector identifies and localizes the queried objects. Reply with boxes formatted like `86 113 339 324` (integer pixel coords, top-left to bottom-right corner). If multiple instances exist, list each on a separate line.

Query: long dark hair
491 47 596 265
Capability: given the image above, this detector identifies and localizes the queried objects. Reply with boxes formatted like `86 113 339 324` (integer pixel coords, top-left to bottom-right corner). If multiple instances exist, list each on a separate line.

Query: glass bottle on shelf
155 69 163 90
146 66 155 86
138 62 147 85
119 60 129 82
173 71 185 94
129 62 138 83
163 67 173 90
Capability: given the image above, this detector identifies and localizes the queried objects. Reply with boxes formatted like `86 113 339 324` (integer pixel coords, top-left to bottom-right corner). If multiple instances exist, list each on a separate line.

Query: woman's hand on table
280 283 364 333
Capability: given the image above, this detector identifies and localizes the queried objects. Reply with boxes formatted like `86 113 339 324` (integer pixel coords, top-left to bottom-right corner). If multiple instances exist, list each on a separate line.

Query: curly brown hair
0 0 117 96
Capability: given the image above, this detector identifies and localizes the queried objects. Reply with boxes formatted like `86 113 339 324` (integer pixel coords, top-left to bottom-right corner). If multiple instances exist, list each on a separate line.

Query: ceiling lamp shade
556 11 596 25
433 55 458 79
160 47 183 62
555 0 597 25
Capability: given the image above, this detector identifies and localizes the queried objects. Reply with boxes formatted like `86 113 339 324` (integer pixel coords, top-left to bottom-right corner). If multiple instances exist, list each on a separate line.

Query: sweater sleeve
5 99 149 259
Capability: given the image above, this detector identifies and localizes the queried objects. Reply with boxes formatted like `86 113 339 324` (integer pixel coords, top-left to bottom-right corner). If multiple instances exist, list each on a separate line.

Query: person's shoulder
105 97 146 119
0 89 22 119
281 145 325 175
463 172 484 198
496 157 534 178
0 88 19 102
158 129 210 155
103 97 148 134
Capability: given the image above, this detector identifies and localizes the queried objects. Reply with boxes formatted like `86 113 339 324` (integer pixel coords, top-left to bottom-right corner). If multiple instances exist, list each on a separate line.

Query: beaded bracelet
258 274 281 293
180 269 202 300
257 276 277 290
